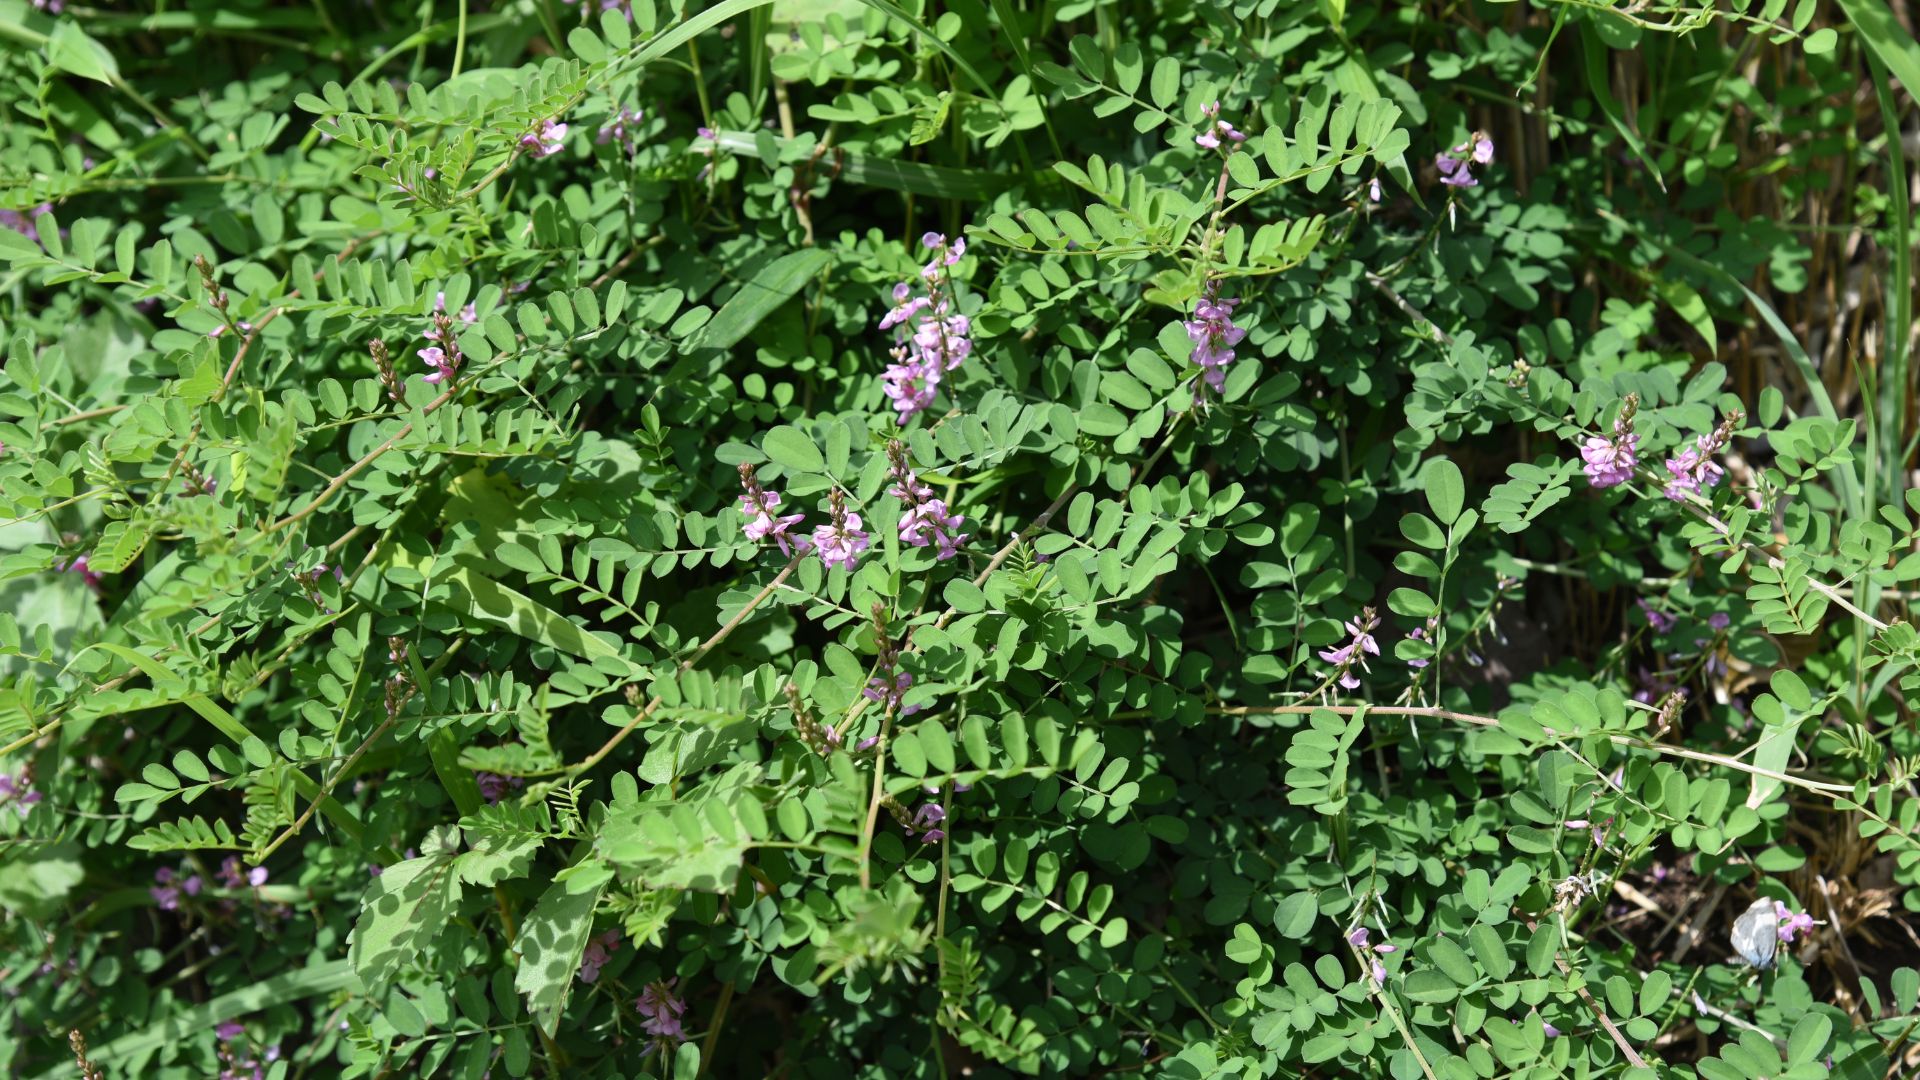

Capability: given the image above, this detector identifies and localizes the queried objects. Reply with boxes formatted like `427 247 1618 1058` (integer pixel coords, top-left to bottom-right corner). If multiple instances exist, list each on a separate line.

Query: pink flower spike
418 346 453 384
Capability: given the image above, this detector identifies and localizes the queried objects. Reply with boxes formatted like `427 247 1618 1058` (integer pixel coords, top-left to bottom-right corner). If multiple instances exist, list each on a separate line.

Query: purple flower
1347 927 1370 948
811 491 870 570
33 0 64 12
1195 101 1247 149
909 802 947 843
887 443 967 559
1405 622 1434 670
1581 431 1638 488
737 483 807 556
0 203 51 243
0 772 40 816
578 929 621 983
882 349 941 421
878 241 972 422
217 856 251 889
1774 901 1816 943
1663 442 1726 501
1318 610 1381 690
475 771 524 804
598 107 645 152
696 126 715 140
1542 1019 1561 1038
1638 599 1676 633
1435 133 1494 188
1183 286 1248 394
55 554 103 591
520 119 568 158
215 1021 245 1041
863 671 921 716
1368 177 1382 203
855 735 879 752
1370 959 1386 985
434 291 479 326
879 282 932 331
635 979 688 1043
418 346 455 385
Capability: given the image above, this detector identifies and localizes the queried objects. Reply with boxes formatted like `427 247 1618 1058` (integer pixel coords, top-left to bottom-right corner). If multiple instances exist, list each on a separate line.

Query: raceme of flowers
1184 284 1248 394
1581 394 1639 489
736 443 967 570
878 233 972 422
1194 100 1248 150
1318 608 1381 690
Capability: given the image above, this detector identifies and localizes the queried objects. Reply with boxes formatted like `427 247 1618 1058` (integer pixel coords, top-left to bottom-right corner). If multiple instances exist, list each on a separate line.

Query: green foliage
3 0 1920 1077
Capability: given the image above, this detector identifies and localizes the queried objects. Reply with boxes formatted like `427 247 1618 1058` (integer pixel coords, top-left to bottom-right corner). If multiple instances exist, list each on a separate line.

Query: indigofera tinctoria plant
0 0 1916 1077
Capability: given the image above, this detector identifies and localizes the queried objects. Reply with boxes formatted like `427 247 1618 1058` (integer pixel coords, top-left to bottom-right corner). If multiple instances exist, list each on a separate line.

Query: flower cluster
0 202 52 243
886 440 967 560
181 459 218 498
1404 616 1438 670
1435 132 1495 188
1347 927 1398 985
214 1017 280 1080
476 771 525 804
909 802 947 843
520 118 569 158
861 606 924 719
578 928 621 983
737 465 808 556
55 553 102 591
1318 608 1380 690
635 979 688 1053
417 295 476 386
811 490 871 571
151 863 203 911
1581 394 1639 489
0 771 41 817
1774 900 1817 943
218 855 270 890
1184 283 1248 394
289 560 344 613
1663 412 1740 502
598 107 645 153
878 234 972 422
787 683 844 756
1194 101 1247 150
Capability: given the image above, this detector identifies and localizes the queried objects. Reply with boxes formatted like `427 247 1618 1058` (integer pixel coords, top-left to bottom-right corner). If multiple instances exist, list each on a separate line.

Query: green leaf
516 868 609 1036
694 249 833 352
1426 936 1477 986
45 22 122 85
1785 1012 1831 1065
349 849 464 992
382 548 638 676
762 425 826 475
1836 0 1920 99
1423 458 1465 525
1272 890 1318 938
1402 968 1458 1003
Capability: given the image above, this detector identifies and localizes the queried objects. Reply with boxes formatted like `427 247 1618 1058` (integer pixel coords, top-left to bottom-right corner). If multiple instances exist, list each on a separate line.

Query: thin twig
569 556 803 775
